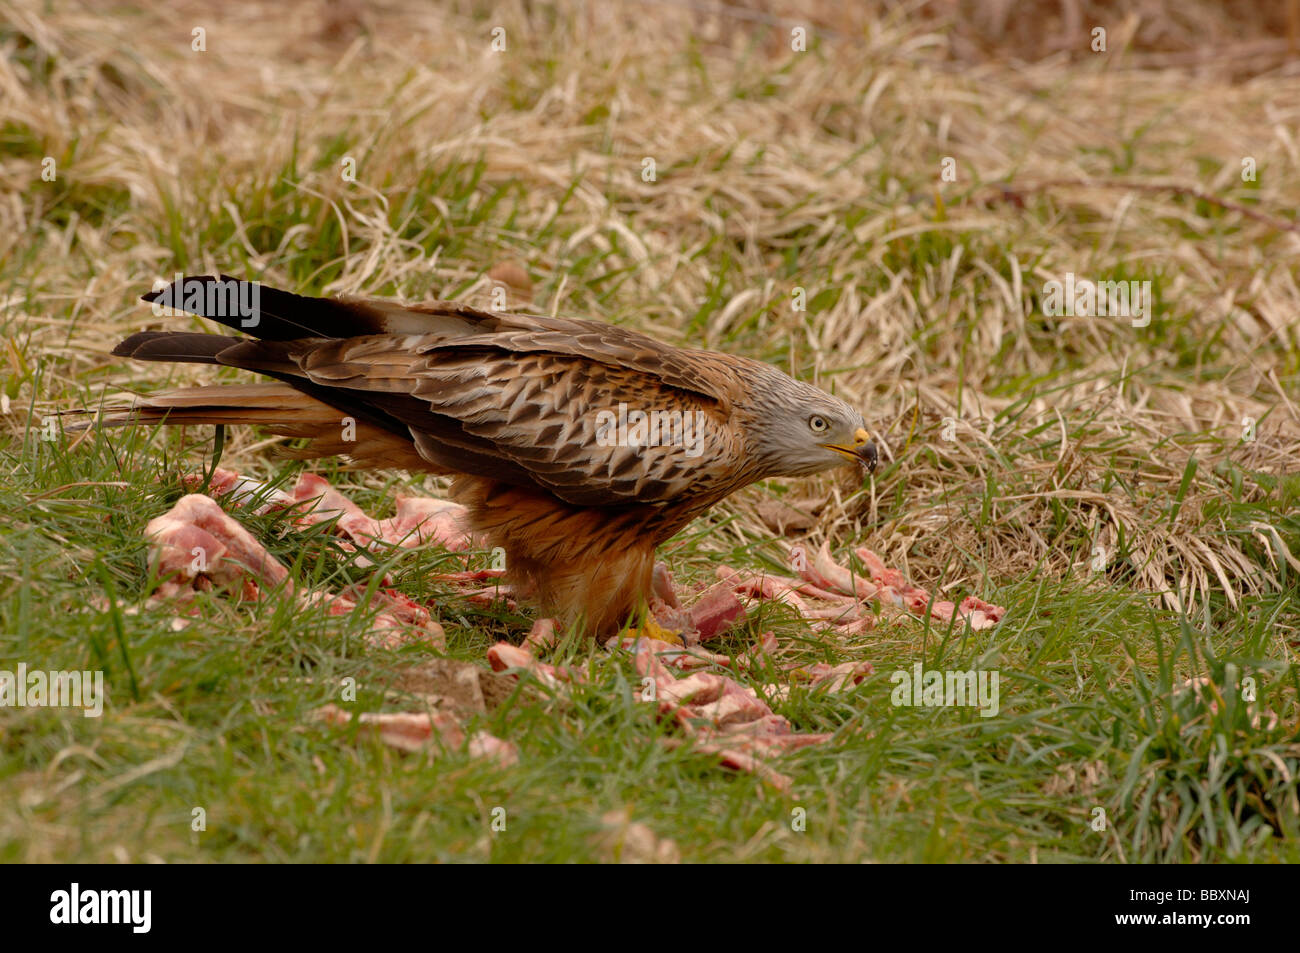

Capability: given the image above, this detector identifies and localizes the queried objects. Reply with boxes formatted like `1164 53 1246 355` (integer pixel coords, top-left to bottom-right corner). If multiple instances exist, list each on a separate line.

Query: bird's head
746 374 878 478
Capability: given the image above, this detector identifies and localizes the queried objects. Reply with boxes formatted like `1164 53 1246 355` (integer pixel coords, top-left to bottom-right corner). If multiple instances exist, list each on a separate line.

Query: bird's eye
809 415 829 433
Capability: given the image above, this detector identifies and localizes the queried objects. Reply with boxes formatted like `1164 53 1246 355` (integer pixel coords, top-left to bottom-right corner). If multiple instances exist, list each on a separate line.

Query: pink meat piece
681 682 774 728
489 635 830 787
646 563 701 639
791 544 1009 630
313 704 516 765
656 671 727 707
194 468 476 554
959 595 1006 627
147 494 291 592
524 617 558 650
801 603 868 622
705 746 792 791
928 600 957 621
316 586 445 649
717 561 875 633
794 660 875 692
649 564 798 644
742 725 835 749
853 547 908 589
487 640 581 690
793 553 837 592
374 588 434 629
750 631 779 659
461 586 517 609
609 636 734 671
430 569 505 584
715 566 811 614
291 474 475 551
426 569 516 608
375 496 473 550
487 641 541 672
486 624 842 790
809 542 880 600
292 473 382 539
652 563 681 609
892 587 931 615
688 584 747 640
794 582 858 604
145 494 443 648
181 467 240 496
790 544 836 592
624 635 829 782
147 521 231 592
296 585 445 649
853 546 935 615
467 733 520 764
659 737 793 790
828 616 876 636
649 601 697 638
628 637 673 683
182 467 298 511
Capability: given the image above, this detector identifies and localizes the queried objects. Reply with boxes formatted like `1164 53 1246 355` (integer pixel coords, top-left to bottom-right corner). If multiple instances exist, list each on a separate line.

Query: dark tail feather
139 274 394 341
112 331 242 364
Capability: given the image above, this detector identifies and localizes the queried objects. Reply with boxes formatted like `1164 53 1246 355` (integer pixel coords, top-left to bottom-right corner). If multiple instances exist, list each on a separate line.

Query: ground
1 0 1299 862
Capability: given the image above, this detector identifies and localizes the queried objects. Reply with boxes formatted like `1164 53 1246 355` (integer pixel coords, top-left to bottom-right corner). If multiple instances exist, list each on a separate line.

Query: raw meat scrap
145 493 444 649
291 473 473 551
184 468 474 551
779 542 1007 632
488 633 838 790
313 704 517 764
596 809 681 864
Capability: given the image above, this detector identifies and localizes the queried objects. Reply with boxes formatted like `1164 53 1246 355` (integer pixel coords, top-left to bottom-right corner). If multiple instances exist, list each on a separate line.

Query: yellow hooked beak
822 427 878 472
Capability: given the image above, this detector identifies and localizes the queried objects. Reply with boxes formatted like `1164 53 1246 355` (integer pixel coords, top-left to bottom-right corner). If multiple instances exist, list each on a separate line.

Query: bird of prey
107 275 878 637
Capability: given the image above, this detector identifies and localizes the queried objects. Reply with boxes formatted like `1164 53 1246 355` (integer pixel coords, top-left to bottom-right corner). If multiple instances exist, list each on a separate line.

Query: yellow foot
624 616 685 646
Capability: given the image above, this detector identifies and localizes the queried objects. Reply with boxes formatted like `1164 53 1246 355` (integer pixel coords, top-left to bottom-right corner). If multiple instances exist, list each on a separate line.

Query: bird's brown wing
152 277 748 409
276 334 752 508
412 314 752 414
112 279 764 507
